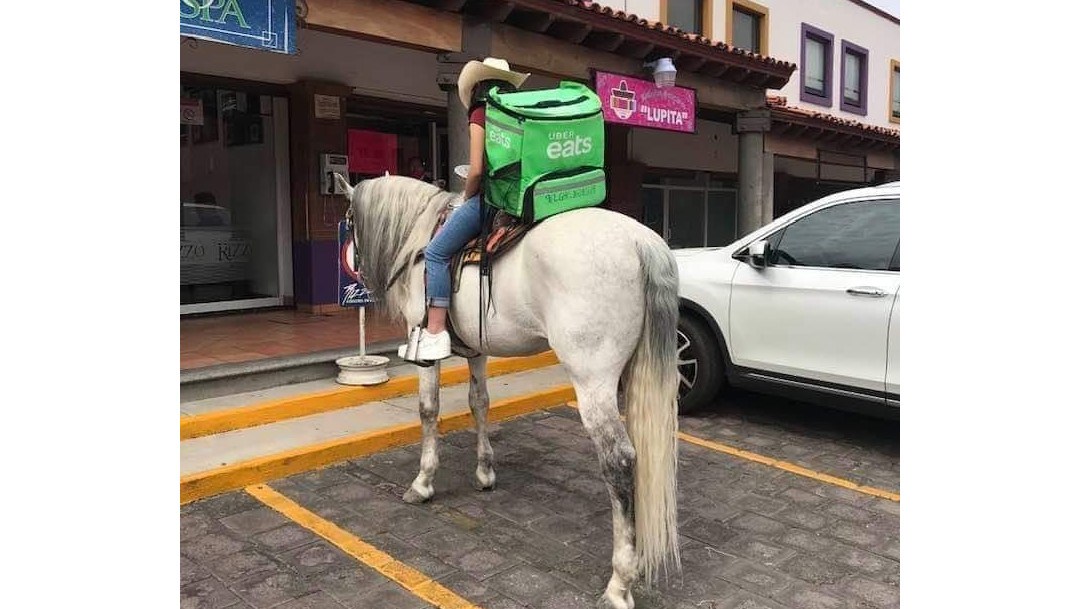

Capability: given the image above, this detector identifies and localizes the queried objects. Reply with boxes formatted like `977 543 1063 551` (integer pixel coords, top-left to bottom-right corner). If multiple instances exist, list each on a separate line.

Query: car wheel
676 314 724 415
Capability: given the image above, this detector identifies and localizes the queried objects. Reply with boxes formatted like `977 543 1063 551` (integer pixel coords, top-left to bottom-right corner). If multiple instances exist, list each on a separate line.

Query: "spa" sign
593 71 697 134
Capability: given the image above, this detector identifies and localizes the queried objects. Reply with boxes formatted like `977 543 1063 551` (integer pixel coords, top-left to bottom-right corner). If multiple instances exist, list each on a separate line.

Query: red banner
348 129 398 175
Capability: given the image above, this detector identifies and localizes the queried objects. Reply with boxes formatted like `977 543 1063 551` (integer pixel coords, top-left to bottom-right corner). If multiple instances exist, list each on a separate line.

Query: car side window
772 199 899 271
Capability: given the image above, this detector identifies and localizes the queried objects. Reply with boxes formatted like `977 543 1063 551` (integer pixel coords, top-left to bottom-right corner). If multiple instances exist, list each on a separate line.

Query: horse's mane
350 175 460 323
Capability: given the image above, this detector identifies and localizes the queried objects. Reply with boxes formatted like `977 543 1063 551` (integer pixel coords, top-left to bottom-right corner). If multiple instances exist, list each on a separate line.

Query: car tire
676 313 724 415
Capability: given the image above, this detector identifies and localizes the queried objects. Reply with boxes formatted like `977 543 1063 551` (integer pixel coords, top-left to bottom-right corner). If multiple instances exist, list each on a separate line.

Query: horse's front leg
467 355 495 490
403 362 441 504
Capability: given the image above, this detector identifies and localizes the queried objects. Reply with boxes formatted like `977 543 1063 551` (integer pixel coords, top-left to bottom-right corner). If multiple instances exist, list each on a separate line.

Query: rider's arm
464 123 485 199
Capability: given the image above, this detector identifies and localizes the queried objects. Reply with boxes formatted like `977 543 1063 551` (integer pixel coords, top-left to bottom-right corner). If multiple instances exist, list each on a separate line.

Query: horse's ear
333 173 355 199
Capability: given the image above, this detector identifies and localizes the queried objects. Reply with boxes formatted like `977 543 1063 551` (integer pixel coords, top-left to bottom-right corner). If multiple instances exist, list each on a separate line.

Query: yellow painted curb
180 384 577 505
247 484 482 609
180 351 559 440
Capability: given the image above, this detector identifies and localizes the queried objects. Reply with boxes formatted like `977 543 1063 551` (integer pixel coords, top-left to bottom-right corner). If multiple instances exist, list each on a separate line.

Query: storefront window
669 190 705 249
641 173 738 248
345 97 443 188
180 86 285 308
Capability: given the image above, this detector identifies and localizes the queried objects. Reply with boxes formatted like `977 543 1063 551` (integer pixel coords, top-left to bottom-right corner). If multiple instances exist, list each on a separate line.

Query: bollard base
334 355 390 386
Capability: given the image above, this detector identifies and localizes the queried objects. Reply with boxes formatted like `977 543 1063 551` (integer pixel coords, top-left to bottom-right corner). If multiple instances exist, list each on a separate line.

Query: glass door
180 87 291 314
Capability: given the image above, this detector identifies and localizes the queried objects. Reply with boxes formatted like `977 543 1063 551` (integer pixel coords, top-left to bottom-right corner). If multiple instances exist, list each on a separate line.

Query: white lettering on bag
546 136 593 159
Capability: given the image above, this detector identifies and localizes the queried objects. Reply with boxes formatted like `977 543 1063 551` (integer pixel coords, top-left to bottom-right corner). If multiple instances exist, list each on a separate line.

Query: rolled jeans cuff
427 297 451 308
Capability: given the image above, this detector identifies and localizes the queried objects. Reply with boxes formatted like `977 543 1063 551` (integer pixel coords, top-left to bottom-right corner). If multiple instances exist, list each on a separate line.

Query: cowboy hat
457 57 530 109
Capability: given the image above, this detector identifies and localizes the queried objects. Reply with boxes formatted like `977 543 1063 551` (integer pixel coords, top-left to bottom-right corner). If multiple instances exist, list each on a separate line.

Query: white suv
674 182 900 418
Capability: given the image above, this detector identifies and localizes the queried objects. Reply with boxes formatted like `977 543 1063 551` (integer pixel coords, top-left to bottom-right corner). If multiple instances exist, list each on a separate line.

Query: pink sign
348 129 398 175
594 71 697 133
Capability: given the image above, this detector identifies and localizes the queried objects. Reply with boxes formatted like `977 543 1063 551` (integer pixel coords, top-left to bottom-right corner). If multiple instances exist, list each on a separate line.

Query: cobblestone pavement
181 392 899 609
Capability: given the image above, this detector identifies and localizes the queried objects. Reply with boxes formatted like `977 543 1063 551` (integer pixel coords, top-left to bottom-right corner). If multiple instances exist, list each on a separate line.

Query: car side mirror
748 240 770 269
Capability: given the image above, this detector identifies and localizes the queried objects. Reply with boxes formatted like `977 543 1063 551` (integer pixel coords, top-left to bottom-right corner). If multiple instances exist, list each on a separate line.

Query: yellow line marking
678 431 900 502
181 385 577 505
180 351 559 440
246 484 481 609
563 401 899 503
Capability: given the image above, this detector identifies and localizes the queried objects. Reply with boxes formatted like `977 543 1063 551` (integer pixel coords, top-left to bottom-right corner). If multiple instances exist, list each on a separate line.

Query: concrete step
180 363 570 478
180 354 470 418
180 340 402 403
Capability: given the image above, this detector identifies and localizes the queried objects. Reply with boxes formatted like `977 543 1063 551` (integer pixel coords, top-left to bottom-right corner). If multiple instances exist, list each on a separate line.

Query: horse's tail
623 236 682 586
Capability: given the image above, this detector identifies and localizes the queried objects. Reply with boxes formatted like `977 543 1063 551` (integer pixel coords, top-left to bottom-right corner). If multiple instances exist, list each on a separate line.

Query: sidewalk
181 308 406 371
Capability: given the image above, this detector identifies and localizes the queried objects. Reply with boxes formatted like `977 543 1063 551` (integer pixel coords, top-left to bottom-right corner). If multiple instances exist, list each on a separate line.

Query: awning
401 0 797 88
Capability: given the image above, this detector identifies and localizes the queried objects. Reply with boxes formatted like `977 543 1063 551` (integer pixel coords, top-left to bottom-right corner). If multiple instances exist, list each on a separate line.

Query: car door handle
846 286 887 297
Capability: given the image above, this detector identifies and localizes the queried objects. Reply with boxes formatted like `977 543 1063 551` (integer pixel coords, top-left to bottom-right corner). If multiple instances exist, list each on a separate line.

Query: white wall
601 0 661 21
753 0 899 129
181 28 446 106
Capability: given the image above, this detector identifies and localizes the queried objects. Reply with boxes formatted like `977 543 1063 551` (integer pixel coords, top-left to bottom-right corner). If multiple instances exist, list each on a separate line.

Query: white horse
336 174 681 608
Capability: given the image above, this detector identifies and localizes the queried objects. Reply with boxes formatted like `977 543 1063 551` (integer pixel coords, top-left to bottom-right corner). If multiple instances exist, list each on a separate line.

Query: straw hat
457 57 530 109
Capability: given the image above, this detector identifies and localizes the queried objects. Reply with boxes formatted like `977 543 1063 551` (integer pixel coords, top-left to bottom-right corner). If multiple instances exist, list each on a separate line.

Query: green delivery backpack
483 81 606 223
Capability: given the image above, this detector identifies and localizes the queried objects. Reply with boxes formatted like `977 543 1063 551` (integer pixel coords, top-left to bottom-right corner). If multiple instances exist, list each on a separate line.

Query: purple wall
292 239 339 306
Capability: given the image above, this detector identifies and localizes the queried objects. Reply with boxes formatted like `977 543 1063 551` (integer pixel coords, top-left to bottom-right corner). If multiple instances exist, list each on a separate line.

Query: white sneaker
415 329 452 361
398 329 452 363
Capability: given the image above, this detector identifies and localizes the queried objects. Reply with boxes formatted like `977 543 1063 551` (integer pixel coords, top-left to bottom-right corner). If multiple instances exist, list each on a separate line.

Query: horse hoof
472 479 496 492
402 487 432 504
596 594 630 609
600 587 630 604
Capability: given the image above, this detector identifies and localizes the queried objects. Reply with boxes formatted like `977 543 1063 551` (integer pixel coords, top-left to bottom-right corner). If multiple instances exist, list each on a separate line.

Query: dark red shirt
469 106 485 127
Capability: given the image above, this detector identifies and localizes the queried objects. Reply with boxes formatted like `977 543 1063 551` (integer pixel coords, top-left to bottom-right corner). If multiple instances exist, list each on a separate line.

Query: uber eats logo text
180 0 251 29
489 128 512 149
547 130 592 160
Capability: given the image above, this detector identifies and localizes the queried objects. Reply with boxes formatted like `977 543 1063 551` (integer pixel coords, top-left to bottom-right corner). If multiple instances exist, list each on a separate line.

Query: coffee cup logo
609 80 636 120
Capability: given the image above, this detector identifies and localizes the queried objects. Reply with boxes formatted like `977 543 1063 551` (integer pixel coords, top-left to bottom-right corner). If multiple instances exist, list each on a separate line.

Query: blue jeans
425 194 484 308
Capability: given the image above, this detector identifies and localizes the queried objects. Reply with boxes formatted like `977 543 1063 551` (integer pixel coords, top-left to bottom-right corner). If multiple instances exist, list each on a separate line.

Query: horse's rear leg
404 362 441 504
467 355 496 490
575 378 638 609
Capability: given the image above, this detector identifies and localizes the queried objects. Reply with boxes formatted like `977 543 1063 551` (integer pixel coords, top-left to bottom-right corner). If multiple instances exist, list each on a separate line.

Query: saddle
426 202 534 357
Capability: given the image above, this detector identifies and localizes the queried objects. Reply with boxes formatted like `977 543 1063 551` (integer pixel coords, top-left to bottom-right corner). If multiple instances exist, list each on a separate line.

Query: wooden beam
305 0 462 52
586 31 625 52
677 55 708 72
545 20 573 40
748 72 771 87
622 40 654 59
515 11 554 32
477 0 515 22
727 67 750 83
701 62 730 78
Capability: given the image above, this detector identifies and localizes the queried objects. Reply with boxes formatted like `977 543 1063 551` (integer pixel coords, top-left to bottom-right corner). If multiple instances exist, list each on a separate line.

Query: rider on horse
400 58 530 363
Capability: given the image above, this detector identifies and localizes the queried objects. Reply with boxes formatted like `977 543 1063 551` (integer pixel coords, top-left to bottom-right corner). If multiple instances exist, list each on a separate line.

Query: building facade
180 0 803 315
607 0 901 218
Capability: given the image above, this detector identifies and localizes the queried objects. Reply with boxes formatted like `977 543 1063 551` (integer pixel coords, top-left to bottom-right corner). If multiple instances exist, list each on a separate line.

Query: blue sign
180 0 297 55
339 221 376 308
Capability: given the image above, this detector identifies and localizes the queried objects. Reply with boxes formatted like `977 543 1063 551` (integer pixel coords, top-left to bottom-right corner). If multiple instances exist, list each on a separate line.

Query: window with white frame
800 23 833 107
840 40 869 115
